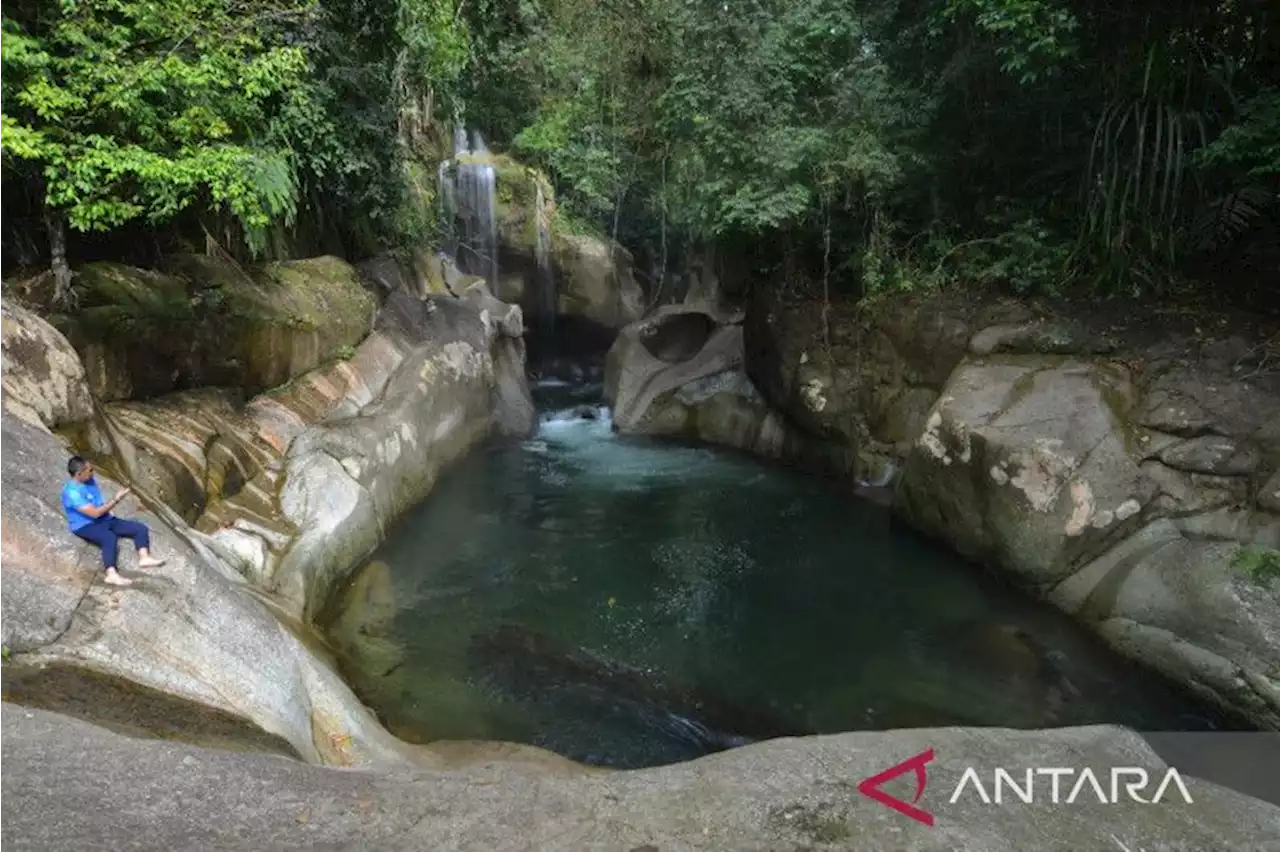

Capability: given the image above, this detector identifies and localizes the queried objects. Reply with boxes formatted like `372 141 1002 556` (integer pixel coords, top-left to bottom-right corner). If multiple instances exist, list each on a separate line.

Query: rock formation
1 257 534 763
604 305 808 463
7 703 1280 851
608 291 1280 730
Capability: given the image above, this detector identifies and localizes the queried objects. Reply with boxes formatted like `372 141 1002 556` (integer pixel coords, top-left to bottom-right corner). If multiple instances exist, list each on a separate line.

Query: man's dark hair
67 456 89 477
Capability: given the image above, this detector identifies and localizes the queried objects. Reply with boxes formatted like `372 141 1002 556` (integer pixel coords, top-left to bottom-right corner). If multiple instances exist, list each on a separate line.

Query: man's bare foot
137 557 165 568
103 569 133 587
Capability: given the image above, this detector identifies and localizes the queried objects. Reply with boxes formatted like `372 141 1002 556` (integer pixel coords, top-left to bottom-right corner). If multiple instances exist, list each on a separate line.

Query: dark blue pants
74 517 150 570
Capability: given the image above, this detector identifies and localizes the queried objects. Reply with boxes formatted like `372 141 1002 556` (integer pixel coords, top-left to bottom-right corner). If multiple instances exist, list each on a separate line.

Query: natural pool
322 381 1239 769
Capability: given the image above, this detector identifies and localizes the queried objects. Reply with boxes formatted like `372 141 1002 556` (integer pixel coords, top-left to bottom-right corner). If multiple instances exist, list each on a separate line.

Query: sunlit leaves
941 0 1078 85
1 0 314 250
0 114 48 161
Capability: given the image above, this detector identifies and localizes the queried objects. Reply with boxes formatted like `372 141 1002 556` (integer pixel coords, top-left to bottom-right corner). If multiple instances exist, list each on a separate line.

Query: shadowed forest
3 0 1277 312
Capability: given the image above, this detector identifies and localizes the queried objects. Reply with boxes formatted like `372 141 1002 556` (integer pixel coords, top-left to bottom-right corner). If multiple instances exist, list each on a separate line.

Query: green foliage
956 215 1072 295
1197 88 1280 180
472 0 924 270
1 1 315 251
3 0 1276 312
551 202 607 240
656 0 922 239
1 0 477 267
858 217 945 298
399 0 471 106
1233 544 1280 587
940 0 1079 85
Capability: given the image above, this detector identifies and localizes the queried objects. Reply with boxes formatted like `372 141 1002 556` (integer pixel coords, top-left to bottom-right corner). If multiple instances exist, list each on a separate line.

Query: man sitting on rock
62 456 164 586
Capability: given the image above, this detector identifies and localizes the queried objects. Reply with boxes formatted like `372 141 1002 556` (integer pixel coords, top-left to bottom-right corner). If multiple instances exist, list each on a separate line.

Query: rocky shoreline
605 291 1280 732
3 250 1279 848
9 702 1280 852
1 255 541 766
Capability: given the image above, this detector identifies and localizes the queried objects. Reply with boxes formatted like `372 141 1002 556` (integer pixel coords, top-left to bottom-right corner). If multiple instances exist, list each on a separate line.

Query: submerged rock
468 624 811 751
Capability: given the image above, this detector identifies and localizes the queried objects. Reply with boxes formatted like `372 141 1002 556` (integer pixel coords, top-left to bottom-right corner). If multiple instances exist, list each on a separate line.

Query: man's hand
112 487 132 507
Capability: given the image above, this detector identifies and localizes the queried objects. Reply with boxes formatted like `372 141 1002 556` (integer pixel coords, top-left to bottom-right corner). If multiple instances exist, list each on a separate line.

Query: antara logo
857 749 1195 827
857 748 936 826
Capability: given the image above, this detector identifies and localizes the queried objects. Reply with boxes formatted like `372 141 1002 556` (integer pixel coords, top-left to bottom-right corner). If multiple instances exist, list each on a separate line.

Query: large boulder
606 307 803 461
268 296 506 620
7 705 1280 851
1 300 98 431
895 357 1155 583
0 308 410 764
9 255 378 402
1 304 116 651
1 413 101 652
552 233 646 330
743 291 1004 484
896 356 1280 729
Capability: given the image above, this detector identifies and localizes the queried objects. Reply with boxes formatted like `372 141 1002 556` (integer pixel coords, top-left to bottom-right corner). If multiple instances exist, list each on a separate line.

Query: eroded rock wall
5 255 378 402
605 306 809 463
894 352 1280 728
612 289 1280 729
0 263 534 762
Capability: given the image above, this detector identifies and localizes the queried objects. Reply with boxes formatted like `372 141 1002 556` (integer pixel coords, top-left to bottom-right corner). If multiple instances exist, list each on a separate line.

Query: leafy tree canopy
2 0 1277 309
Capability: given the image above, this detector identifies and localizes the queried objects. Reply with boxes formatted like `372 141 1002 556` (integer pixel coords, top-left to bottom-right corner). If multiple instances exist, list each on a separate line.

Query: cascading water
438 127 498 289
437 160 457 263
534 180 557 332
437 126 559 338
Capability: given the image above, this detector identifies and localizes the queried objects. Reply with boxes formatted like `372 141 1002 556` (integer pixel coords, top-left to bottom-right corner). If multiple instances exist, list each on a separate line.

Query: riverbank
7 702 1280 852
320 384 1252 770
605 287 1280 732
3 252 1279 848
0 254 540 766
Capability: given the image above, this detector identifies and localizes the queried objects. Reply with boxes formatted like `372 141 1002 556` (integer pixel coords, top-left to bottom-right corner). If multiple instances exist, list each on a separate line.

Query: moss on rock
46 255 377 402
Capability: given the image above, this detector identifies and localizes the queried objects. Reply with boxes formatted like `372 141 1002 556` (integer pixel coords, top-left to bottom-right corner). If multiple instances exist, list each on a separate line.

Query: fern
1187 185 1276 254
1075 43 1224 292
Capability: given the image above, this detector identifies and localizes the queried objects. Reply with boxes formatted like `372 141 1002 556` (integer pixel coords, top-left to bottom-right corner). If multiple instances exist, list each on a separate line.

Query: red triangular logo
857 748 935 826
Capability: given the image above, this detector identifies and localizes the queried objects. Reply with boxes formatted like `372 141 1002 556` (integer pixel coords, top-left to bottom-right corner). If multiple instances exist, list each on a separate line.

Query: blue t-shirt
61 478 109 532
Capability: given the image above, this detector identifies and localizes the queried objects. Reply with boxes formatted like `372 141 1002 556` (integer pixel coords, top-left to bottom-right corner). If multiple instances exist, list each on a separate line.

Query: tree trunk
658 154 668 306
45 208 74 307
822 196 832 353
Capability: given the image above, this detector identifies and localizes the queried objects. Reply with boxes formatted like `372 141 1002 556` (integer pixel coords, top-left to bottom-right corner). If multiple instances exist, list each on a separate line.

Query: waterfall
437 160 457 263
437 127 498 290
534 180 557 332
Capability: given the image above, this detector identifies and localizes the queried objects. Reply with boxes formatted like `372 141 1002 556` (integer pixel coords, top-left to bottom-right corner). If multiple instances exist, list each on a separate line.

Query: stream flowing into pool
321 379 1239 769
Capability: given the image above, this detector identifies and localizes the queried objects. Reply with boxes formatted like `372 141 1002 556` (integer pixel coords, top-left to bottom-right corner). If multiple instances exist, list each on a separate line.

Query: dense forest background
3 0 1278 310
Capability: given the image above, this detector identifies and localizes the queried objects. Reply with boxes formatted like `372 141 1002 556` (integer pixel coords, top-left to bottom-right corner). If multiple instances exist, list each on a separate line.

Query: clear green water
322 381 1237 769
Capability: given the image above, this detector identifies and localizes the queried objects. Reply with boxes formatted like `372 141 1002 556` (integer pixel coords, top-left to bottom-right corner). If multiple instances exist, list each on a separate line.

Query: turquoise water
322 381 1238 769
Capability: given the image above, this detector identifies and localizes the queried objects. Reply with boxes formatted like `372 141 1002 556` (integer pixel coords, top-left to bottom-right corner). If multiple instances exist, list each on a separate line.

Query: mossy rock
75 263 194 318
487 153 552 253
52 256 377 402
